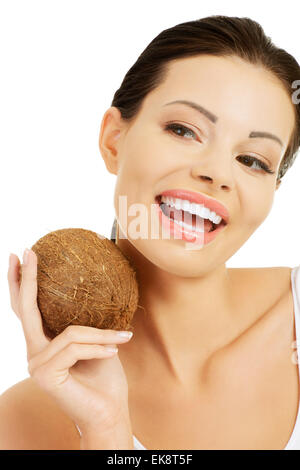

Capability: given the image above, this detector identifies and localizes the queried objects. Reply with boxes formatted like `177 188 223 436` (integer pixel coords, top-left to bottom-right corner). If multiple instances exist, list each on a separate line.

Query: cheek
118 130 170 182
113 133 163 210
240 186 275 229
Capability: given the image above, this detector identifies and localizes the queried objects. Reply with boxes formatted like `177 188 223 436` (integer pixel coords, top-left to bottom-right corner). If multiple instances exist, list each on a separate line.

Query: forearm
80 419 134 450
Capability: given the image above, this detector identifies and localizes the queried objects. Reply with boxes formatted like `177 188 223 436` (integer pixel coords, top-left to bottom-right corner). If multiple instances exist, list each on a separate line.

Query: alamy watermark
115 195 207 251
292 80 300 105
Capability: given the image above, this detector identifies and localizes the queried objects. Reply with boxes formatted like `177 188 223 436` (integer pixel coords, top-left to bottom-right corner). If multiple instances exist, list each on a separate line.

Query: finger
29 343 119 388
7 253 22 317
27 325 133 370
19 249 49 357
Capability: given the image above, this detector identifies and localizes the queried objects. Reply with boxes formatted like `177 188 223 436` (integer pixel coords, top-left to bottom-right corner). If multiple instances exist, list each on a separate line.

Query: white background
1 0 299 394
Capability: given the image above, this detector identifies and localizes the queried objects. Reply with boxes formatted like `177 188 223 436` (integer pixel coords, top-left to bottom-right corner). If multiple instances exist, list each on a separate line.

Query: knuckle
64 325 79 340
105 329 117 336
67 343 80 356
19 270 29 282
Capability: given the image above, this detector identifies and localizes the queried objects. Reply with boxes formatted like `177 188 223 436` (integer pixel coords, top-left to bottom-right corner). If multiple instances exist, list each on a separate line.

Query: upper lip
156 188 230 224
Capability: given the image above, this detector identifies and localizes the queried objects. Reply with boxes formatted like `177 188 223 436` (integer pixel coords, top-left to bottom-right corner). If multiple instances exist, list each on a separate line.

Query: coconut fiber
20 228 139 339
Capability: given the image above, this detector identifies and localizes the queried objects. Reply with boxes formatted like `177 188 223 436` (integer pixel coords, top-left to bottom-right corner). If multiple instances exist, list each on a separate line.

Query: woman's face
100 55 295 277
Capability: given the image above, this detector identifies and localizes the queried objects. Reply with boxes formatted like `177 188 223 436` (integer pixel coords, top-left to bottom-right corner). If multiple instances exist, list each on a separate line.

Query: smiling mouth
154 194 228 233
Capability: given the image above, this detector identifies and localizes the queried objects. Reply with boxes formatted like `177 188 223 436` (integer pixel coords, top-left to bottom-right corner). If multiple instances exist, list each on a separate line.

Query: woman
2 15 300 450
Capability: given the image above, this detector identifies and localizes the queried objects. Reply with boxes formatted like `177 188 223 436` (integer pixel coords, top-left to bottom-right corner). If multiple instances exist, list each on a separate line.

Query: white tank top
133 265 300 450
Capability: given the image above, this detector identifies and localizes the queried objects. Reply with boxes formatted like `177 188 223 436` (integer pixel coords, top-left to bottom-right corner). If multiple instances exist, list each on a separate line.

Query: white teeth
160 196 222 225
183 201 191 212
176 219 205 232
191 203 198 215
202 207 210 219
174 198 182 210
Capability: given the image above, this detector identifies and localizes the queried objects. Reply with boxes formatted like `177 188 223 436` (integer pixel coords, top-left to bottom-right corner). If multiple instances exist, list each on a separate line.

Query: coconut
19 228 139 339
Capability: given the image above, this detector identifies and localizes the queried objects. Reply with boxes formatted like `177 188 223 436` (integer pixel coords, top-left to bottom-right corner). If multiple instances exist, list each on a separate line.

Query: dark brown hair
111 15 300 181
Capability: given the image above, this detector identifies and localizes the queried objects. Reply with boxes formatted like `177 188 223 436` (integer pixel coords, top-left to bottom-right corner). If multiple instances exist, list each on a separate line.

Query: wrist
79 417 134 450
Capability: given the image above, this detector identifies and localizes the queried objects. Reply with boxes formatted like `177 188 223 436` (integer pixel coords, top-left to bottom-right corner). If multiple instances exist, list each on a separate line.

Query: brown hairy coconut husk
19 228 139 339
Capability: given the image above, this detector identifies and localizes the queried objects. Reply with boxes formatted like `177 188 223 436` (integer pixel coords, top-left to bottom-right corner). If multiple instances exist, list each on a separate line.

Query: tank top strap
284 265 300 449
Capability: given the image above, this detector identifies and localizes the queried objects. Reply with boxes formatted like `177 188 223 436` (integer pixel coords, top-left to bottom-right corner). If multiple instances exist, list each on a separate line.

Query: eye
236 155 275 174
164 123 275 175
164 122 198 141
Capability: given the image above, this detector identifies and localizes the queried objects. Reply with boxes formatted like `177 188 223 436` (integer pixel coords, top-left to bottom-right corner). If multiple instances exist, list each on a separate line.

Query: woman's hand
7 249 134 447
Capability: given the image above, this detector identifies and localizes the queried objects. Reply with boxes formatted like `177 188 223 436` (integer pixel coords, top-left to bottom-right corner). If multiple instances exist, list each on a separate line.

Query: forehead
140 55 295 146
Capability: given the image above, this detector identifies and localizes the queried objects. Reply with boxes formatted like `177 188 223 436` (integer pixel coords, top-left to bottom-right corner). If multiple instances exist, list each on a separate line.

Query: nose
191 164 234 192
197 174 231 191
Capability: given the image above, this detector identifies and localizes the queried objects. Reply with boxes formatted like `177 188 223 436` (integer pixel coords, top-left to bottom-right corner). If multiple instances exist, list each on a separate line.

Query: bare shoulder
0 377 80 450
228 265 293 302
227 265 294 340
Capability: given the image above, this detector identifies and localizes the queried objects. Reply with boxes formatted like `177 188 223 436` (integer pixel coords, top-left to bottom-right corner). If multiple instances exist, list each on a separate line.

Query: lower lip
154 199 227 246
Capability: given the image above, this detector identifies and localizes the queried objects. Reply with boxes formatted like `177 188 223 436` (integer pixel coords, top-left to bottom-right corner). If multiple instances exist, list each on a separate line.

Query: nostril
199 175 213 182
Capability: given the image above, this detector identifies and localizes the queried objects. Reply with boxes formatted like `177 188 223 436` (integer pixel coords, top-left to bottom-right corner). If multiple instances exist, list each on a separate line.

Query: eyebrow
163 100 283 148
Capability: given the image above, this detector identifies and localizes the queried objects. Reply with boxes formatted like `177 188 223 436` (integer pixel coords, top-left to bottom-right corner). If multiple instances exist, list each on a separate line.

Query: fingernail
117 331 133 339
23 248 30 265
104 346 118 353
8 253 13 267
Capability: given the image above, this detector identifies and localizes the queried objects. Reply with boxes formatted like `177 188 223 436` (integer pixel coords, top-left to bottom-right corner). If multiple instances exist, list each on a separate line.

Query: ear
98 106 126 175
275 178 282 190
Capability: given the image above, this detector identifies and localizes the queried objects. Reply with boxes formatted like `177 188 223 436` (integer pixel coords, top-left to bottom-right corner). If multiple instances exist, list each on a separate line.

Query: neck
115 224 242 388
